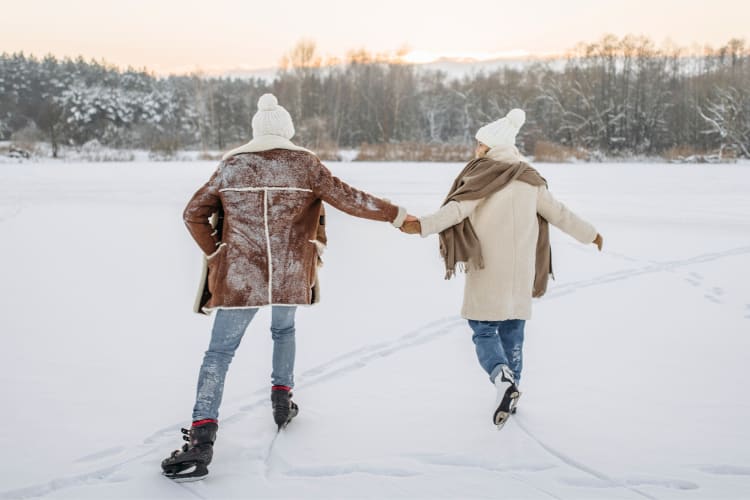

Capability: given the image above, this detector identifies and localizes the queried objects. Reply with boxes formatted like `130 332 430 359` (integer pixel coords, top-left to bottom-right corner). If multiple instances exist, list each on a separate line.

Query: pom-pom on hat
475 108 526 150
252 93 295 139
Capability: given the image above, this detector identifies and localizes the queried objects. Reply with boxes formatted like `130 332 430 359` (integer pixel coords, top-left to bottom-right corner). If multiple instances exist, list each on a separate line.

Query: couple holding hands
162 93 602 481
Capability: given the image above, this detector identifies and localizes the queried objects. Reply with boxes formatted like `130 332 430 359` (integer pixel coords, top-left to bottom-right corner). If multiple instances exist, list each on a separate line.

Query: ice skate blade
493 390 519 429
276 418 294 432
170 474 207 483
162 463 208 482
495 412 510 430
275 407 299 432
163 470 209 482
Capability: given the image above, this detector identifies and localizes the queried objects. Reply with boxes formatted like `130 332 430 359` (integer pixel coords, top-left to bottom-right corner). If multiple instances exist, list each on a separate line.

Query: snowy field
1 160 749 499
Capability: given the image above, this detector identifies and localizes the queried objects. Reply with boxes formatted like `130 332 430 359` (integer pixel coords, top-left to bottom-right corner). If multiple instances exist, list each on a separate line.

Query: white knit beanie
475 108 526 150
252 93 295 139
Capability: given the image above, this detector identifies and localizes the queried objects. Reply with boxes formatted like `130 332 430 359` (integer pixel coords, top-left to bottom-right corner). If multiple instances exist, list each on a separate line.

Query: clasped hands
400 214 421 235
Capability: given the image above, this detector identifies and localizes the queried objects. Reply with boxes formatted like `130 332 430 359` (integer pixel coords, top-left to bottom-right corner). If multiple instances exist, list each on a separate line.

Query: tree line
1 35 748 159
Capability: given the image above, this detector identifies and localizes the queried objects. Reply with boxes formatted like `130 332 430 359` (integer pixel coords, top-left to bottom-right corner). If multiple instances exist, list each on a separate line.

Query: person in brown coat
162 94 409 481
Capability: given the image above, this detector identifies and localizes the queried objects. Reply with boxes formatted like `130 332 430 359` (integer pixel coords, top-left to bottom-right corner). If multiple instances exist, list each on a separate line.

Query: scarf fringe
444 259 484 280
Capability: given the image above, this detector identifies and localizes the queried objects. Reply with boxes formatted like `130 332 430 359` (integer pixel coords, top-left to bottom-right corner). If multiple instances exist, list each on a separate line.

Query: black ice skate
493 366 520 430
271 386 299 431
161 420 218 482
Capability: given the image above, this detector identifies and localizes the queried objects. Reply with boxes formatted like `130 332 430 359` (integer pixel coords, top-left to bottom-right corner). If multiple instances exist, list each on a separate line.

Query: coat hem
201 303 315 314
460 309 532 321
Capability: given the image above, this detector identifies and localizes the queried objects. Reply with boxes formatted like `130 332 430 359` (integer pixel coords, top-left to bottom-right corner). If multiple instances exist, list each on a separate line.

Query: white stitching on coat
215 186 314 307
263 189 273 305
219 186 313 193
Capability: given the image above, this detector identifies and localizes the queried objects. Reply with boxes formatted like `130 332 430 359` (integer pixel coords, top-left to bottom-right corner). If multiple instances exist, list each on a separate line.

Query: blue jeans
192 306 297 421
468 319 525 384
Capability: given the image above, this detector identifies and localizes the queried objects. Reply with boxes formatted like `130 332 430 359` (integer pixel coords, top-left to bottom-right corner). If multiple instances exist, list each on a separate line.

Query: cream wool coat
420 147 597 321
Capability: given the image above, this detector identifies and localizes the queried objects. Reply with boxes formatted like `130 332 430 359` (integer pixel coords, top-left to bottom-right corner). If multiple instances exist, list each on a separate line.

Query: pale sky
2 0 748 74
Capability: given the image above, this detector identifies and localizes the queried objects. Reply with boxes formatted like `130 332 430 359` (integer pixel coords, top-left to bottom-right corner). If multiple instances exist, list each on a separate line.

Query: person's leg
192 308 258 421
497 320 526 385
270 306 297 389
468 320 510 383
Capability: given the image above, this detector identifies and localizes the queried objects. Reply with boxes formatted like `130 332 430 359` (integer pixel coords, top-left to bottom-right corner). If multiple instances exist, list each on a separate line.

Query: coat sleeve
536 187 597 244
183 167 223 255
419 199 482 237
310 161 406 227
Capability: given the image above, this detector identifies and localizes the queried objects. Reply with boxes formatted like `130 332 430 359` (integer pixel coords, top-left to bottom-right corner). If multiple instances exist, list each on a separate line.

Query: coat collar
486 145 524 164
222 135 314 160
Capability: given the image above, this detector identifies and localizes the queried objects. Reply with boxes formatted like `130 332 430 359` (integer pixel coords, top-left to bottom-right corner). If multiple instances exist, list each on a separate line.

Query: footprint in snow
697 464 750 476
624 476 700 490
410 453 555 474
704 294 723 304
285 463 421 478
74 446 126 463
559 475 699 491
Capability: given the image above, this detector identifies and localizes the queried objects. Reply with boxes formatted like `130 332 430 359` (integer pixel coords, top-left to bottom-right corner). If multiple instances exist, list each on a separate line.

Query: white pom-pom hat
252 93 295 140
475 108 526 150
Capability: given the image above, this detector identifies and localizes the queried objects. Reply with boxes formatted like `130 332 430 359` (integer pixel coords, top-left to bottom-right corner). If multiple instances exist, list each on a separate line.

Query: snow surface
1 161 749 499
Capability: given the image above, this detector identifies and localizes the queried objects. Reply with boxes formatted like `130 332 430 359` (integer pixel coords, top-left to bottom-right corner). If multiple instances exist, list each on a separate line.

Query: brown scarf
438 157 553 298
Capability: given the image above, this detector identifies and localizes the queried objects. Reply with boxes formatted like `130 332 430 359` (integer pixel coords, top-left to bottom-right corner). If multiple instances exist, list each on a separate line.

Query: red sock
272 385 291 392
192 418 218 427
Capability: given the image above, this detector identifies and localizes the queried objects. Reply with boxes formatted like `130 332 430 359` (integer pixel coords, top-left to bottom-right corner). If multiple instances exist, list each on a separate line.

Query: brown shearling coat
183 149 400 312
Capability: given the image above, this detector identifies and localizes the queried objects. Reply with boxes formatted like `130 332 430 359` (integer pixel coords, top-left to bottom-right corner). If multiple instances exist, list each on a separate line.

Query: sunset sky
2 0 748 74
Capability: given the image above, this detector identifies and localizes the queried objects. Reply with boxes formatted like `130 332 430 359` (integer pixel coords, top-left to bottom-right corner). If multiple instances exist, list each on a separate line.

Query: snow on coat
184 149 405 312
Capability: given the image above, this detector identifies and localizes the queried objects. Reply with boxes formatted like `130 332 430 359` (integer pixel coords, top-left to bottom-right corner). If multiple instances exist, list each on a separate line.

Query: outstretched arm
311 161 407 228
405 199 482 236
537 187 601 248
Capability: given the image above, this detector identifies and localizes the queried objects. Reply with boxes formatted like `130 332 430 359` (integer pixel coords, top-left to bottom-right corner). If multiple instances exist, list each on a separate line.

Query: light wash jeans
467 319 525 385
192 306 297 421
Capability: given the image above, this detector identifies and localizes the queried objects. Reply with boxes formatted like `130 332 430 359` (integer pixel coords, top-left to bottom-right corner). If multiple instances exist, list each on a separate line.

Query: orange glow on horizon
1 0 747 76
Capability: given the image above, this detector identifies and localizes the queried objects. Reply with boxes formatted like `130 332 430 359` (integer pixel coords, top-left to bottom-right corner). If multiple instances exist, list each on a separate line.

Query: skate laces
168 428 198 457
180 427 203 448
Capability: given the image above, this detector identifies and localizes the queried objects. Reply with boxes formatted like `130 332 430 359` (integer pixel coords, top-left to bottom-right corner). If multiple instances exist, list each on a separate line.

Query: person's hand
401 220 421 234
593 233 603 251
400 215 421 235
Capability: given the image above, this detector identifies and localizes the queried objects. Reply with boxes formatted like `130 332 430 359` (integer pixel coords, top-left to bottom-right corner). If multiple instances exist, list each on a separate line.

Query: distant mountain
218 56 565 81
218 66 279 81
416 56 565 78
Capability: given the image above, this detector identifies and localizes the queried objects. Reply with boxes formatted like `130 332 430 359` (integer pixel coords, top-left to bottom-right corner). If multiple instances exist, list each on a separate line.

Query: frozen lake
1 160 749 499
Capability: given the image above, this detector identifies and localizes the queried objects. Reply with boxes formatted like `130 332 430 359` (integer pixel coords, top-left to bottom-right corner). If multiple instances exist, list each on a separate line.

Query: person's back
163 94 408 482
463 180 541 320
184 146 405 311
403 108 602 430
189 149 324 308
463 174 597 320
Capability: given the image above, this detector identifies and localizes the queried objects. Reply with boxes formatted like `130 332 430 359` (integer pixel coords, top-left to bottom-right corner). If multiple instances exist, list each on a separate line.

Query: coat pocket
206 243 227 294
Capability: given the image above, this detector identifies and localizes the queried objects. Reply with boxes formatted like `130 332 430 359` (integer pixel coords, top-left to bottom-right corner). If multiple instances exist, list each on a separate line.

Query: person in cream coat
402 109 603 429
